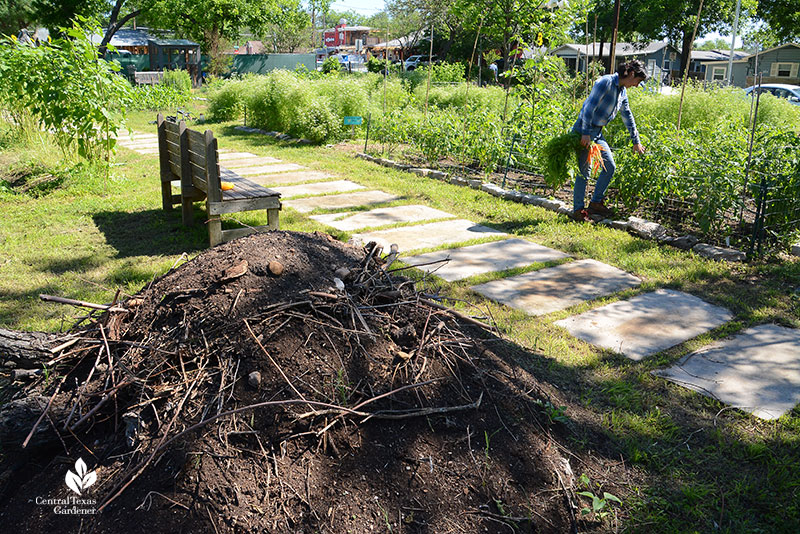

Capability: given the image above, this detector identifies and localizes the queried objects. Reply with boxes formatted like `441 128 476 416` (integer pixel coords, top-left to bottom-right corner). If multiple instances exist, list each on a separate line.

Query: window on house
771 62 798 78
711 66 726 81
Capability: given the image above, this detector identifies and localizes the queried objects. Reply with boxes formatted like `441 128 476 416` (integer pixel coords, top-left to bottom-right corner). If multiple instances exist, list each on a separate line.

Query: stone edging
234 125 312 145
355 152 752 263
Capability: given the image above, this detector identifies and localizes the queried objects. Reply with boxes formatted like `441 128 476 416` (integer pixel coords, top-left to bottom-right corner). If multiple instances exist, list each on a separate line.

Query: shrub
321 56 341 74
297 97 340 143
161 69 192 93
0 17 130 160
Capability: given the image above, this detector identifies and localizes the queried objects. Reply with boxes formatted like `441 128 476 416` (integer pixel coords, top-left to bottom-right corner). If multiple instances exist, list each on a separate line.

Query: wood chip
221 260 249 282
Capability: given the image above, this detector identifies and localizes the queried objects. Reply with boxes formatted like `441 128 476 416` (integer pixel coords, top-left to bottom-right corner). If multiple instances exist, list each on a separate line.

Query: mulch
0 231 633 533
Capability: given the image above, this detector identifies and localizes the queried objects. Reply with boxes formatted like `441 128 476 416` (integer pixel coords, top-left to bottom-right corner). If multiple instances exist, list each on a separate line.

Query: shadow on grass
92 209 207 258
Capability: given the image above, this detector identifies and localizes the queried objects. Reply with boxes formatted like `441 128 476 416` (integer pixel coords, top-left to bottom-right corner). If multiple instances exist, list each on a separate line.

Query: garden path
117 131 800 420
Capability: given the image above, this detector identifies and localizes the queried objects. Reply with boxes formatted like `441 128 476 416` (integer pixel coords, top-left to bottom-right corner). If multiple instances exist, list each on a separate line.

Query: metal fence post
502 133 517 189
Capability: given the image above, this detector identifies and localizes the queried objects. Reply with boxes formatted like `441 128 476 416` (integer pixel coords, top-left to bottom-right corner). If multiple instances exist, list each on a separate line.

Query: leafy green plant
321 56 341 74
161 68 192 93
577 490 622 520
128 84 191 111
0 17 131 161
539 132 581 190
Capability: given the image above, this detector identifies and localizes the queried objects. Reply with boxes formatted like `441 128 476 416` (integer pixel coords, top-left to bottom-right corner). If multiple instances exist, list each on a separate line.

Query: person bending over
570 60 647 221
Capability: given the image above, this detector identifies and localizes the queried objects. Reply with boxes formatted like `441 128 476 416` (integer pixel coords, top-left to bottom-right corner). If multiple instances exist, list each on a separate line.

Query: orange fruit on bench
221 181 235 191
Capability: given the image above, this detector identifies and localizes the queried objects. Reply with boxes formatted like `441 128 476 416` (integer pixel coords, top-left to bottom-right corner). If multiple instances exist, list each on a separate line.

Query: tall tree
31 0 109 34
623 0 757 76
1 0 36 36
141 0 294 73
259 0 309 52
755 0 800 43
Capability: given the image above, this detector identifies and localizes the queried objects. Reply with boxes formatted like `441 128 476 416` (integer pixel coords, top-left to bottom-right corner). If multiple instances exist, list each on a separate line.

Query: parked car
403 55 437 71
744 84 800 106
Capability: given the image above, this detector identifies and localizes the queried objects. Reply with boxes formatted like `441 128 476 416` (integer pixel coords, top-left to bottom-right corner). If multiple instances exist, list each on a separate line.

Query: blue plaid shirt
575 73 640 145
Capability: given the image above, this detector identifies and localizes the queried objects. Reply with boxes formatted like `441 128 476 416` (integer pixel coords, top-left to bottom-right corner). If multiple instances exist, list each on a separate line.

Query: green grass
2 105 800 533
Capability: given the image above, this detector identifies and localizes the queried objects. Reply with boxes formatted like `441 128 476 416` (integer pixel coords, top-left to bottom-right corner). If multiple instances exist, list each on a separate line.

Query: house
551 41 682 78
701 43 800 87
689 49 749 81
322 19 379 51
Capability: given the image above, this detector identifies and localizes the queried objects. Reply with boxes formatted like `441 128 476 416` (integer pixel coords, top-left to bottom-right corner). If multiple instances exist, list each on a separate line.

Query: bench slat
209 196 281 215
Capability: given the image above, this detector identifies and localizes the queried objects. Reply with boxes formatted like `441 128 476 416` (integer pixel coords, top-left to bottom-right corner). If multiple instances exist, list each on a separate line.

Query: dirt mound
0 231 590 533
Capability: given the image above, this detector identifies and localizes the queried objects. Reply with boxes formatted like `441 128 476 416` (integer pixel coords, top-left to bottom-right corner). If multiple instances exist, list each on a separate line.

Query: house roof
90 28 152 47
371 33 420 50
705 42 800 65
552 41 671 57
230 40 267 55
692 49 750 62
323 25 373 33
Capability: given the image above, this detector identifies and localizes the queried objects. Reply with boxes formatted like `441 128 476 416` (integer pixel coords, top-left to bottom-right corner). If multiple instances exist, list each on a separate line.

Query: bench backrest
157 113 222 204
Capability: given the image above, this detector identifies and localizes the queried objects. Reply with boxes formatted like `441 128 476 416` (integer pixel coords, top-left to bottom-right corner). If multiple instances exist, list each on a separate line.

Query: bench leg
208 216 223 247
267 209 280 230
161 180 173 211
181 193 194 226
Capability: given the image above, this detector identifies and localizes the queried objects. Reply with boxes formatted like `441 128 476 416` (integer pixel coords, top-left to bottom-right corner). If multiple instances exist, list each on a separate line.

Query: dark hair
617 60 648 81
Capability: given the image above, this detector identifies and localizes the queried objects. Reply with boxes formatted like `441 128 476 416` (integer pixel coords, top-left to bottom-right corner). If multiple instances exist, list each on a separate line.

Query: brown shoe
587 201 613 217
569 208 591 222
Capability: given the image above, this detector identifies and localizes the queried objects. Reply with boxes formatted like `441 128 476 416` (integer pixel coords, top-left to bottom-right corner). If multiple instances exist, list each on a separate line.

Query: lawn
1 104 800 532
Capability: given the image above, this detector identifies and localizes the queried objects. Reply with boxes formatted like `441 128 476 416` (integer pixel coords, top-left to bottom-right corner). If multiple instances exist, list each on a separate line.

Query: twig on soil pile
39 293 128 313
98 359 208 512
244 319 310 406
21 373 69 449
420 298 497 332
68 378 135 432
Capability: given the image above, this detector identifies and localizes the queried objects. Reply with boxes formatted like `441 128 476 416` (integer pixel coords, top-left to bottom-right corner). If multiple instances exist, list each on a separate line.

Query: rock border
355 153 752 263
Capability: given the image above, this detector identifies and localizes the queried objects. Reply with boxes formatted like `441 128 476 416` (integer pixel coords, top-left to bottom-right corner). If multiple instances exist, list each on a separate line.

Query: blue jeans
571 122 616 212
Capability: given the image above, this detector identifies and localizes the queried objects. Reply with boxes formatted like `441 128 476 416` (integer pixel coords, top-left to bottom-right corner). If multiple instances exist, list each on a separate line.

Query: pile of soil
0 231 616 533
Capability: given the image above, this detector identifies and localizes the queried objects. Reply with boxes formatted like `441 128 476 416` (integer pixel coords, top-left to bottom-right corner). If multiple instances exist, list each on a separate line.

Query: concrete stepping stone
472 259 640 316
653 324 800 420
284 190 400 213
355 219 507 252
119 141 159 149
272 180 365 199
311 205 453 231
244 171 334 186
221 157 282 168
219 152 275 161
135 148 160 155
403 238 571 282
230 163 306 175
554 289 732 360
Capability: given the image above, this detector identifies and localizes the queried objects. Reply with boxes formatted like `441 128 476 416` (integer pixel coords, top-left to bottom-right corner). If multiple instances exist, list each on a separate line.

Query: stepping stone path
284 190 401 213
472 259 641 316
402 238 570 282
113 130 800 418
654 324 800 420
310 205 453 232
229 163 306 176
554 289 733 360
271 180 365 199
245 171 333 186
355 219 507 252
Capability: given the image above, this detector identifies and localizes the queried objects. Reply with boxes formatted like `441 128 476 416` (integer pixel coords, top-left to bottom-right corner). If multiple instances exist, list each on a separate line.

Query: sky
322 1 743 47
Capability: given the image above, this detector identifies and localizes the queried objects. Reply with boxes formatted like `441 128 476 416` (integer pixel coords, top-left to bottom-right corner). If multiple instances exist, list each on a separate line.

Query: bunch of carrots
586 142 606 175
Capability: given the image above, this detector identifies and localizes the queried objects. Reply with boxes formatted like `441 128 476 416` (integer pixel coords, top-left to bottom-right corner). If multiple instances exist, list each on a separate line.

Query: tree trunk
0 328 61 369
679 29 694 81
599 36 607 73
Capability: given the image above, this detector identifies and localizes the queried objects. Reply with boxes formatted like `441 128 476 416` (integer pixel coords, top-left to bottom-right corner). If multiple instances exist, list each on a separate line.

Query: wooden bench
156 113 281 246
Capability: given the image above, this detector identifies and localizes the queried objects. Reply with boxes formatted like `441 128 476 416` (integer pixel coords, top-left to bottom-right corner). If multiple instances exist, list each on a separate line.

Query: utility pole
609 0 621 72
727 0 742 84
